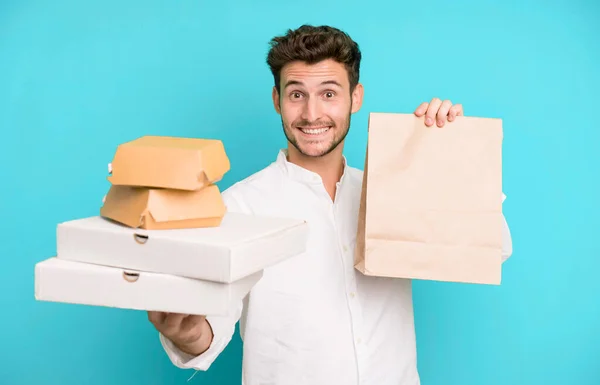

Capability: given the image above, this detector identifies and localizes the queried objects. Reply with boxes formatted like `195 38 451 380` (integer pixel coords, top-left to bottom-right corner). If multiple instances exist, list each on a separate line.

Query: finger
436 100 453 127
148 311 167 326
178 315 208 342
180 315 207 333
448 104 460 122
164 313 186 331
414 102 429 117
425 98 442 126
453 103 464 116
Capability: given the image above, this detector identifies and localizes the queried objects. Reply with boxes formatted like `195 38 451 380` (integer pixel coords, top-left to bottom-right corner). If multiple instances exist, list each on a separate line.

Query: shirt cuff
159 314 239 371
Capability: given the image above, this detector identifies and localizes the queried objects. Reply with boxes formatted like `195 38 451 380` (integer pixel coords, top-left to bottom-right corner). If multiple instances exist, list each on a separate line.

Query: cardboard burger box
101 135 231 230
100 184 227 230
107 135 231 191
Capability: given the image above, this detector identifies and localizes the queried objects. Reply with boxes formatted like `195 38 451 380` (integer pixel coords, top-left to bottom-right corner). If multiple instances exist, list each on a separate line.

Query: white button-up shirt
160 149 513 385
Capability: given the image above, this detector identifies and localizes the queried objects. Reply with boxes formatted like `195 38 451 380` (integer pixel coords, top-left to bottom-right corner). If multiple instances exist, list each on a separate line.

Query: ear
272 86 281 114
351 83 364 114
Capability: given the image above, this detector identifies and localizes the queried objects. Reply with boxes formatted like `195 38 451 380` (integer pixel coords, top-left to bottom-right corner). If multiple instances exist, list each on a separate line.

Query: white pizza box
34 257 262 316
56 213 308 283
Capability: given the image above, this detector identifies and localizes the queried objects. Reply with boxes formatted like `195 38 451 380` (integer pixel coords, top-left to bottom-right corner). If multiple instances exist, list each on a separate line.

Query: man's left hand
414 98 463 127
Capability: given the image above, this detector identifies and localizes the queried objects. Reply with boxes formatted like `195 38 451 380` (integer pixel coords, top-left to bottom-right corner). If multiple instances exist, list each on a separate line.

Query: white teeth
301 127 330 135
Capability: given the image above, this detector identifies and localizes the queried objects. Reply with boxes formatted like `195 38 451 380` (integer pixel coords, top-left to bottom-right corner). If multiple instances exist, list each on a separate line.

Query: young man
148 25 513 385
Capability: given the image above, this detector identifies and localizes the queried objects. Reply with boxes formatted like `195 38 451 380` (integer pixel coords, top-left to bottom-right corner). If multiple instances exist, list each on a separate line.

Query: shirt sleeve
501 192 513 262
157 182 253 370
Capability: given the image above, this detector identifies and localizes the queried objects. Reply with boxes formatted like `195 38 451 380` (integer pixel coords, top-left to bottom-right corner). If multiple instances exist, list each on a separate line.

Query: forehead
280 59 349 88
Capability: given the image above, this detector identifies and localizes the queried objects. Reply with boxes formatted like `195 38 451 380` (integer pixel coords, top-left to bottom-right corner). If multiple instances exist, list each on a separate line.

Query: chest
239 180 361 293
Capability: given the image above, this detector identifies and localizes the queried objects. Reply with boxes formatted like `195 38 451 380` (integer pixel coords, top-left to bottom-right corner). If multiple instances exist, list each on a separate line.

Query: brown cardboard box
100 184 226 230
354 113 503 285
107 136 230 191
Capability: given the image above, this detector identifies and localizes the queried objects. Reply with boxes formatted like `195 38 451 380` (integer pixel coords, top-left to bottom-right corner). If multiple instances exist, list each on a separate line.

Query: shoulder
344 164 364 186
223 162 282 195
347 164 363 179
220 162 282 213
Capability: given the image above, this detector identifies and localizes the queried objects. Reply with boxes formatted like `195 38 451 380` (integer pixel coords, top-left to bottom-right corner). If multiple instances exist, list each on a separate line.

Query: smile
298 127 331 135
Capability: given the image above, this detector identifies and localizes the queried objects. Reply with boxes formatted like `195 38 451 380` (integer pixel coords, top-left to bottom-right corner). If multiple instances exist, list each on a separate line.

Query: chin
296 142 336 158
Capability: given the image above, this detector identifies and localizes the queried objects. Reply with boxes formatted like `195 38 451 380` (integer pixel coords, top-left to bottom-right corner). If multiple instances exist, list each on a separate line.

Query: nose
301 96 321 123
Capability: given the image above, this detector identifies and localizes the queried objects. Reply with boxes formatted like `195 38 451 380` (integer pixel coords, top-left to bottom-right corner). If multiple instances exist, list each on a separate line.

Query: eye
324 91 335 98
290 91 303 99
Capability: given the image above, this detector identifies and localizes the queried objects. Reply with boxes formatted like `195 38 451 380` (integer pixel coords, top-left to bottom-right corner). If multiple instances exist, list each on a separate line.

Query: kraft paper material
108 136 230 191
354 113 504 285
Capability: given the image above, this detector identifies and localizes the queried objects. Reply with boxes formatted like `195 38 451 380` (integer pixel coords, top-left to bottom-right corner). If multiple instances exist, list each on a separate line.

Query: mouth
297 126 332 136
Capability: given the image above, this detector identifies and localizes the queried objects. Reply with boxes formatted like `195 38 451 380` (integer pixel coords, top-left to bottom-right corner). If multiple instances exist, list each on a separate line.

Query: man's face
272 59 363 158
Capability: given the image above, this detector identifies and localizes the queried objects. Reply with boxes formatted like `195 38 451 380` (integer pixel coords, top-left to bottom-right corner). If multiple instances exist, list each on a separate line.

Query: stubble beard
282 109 352 158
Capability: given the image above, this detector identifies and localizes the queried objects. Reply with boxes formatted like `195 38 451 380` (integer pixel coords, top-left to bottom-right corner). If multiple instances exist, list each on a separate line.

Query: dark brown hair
266 25 362 93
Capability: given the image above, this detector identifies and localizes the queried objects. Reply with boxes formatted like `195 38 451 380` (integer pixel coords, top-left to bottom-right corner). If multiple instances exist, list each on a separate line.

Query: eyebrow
284 80 343 89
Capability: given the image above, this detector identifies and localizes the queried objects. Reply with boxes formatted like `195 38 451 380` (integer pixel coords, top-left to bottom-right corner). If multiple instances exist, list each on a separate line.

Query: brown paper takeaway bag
354 113 504 285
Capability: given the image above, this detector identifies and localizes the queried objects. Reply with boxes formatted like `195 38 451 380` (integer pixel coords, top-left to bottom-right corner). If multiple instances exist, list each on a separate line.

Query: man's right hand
148 311 214 356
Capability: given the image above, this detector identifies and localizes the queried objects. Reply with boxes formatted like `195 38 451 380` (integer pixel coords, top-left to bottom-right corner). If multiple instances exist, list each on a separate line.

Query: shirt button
357 338 362 344
350 292 355 298
343 245 348 252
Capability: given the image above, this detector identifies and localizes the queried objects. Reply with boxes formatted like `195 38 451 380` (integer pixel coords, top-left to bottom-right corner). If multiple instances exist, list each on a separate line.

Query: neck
287 143 345 201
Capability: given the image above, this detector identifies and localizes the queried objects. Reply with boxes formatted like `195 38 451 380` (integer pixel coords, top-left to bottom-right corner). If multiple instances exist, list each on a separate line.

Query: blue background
1 0 599 384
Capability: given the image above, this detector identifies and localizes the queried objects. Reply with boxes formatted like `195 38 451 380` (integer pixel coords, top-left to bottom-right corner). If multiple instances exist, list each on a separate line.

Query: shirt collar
275 149 349 186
